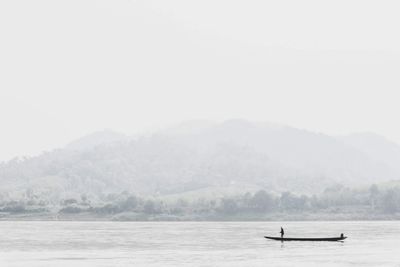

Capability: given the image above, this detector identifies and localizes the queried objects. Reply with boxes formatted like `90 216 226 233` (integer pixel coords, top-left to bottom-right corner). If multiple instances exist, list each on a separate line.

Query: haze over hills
65 130 130 151
338 132 400 174
1 120 400 202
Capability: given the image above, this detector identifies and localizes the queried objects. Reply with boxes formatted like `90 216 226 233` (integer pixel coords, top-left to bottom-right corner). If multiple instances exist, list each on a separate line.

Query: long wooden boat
264 236 347 241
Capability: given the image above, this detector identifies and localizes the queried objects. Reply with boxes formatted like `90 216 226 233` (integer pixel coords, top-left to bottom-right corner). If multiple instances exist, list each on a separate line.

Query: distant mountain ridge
65 130 130 151
1 120 399 201
338 132 400 174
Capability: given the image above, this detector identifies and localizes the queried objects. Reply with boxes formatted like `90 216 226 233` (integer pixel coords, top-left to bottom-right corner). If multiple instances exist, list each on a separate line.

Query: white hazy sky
1 0 400 161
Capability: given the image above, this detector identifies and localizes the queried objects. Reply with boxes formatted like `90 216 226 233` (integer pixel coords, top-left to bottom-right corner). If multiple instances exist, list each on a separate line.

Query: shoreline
1 211 400 221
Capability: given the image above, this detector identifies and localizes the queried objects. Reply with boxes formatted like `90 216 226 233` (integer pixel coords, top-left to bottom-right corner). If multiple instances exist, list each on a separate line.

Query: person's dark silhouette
340 233 344 238
280 227 284 238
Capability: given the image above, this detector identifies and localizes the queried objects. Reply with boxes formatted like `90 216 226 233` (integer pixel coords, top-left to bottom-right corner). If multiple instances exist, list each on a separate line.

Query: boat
264 236 347 241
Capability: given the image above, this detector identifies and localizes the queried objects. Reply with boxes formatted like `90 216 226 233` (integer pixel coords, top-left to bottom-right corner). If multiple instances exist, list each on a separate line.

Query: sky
1 0 400 161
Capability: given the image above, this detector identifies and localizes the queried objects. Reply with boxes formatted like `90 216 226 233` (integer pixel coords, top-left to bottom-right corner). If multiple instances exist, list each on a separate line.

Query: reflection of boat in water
264 236 347 241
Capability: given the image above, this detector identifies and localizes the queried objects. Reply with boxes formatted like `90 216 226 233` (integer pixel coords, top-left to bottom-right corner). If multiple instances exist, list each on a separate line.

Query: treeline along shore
1 183 400 221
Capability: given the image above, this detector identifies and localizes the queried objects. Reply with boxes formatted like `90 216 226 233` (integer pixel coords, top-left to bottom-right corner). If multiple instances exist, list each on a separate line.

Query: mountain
338 132 400 174
65 130 130 151
0 120 399 202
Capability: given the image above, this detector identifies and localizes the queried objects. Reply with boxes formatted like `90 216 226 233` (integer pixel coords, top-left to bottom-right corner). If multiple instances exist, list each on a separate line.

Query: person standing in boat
280 227 284 238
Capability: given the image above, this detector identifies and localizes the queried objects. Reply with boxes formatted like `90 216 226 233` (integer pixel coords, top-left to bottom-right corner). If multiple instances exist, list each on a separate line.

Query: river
0 221 399 266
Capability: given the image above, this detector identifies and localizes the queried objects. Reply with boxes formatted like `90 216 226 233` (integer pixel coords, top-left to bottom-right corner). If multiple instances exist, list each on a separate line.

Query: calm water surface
0 221 399 266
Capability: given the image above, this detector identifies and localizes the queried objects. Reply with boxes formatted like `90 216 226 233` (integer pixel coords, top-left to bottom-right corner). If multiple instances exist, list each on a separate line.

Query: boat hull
264 236 347 241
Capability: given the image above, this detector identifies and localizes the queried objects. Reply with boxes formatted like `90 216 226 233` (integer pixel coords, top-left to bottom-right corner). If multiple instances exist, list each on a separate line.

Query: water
0 221 399 266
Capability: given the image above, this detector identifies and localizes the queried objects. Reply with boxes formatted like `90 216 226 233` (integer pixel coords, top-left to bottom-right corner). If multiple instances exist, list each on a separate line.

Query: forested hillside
1 120 400 203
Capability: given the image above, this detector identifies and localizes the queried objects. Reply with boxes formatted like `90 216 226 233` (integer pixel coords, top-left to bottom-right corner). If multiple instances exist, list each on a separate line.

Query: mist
1 0 400 162
3 1 400 266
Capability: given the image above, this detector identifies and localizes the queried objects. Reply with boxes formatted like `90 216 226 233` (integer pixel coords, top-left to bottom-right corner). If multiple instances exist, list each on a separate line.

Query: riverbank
1 210 400 221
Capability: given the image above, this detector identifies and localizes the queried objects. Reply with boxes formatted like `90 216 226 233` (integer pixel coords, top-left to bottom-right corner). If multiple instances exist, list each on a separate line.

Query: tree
96 203 120 214
219 198 239 215
250 190 275 212
121 196 138 211
59 206 82 213
143 200 157 214
280 192 308 211
369 184 379 209
381 189 400 213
